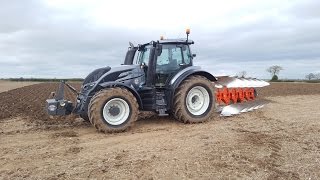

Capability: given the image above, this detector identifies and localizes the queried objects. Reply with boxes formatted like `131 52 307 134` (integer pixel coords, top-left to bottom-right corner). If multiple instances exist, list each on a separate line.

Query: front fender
98 81 143 109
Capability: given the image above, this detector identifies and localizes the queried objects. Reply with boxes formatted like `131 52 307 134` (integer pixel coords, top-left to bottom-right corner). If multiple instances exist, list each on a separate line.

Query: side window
171 47 183 65
157 49 169 65
134 51 141 64
139 48 150 65
182 46 191 64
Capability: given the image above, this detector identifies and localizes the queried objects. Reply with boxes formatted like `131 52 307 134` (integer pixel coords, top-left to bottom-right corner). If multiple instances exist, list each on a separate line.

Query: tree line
6 78 84 82
238 65 320 82
305 73 320 80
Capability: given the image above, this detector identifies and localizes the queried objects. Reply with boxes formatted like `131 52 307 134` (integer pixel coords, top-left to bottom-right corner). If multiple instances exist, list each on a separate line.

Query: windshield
137 44 192 68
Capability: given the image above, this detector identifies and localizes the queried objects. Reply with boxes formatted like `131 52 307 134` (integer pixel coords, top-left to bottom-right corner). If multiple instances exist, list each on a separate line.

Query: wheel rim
102 98 130 126
186 86 210 116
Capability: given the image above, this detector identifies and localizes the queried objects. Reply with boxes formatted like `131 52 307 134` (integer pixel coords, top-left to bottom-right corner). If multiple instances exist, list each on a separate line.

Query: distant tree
267 65 283 76
267 65 283 80
305 73 315 80
271 75 278 81
315 73 320 80
237 71 247 78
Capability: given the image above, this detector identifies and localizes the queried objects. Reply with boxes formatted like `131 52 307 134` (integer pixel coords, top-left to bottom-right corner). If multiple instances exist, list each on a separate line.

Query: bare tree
305 73 315 80
266 65 283 77
315 73 320 80
237 71 247 78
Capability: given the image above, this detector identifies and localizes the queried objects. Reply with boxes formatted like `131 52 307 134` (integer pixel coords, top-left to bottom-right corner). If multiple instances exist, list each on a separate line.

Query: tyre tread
173 75 215 123
88 87 139 133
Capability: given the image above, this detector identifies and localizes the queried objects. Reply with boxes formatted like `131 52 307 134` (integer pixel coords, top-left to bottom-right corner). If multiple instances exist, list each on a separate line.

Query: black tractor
46 30 217 132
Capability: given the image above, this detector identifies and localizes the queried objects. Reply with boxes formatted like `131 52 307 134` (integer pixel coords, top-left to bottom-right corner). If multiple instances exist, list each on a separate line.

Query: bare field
0 80 40 93
0 82 320 179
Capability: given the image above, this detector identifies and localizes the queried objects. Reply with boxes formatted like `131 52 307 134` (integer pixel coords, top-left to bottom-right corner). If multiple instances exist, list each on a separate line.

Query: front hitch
46 81 75 116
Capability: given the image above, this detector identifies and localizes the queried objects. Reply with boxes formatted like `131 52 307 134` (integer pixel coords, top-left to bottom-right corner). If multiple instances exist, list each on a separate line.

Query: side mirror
192 54 196 58
156 44 162 56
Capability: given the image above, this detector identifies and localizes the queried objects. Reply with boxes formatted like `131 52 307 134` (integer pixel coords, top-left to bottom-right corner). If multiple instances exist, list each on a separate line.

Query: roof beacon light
186 28 190 35
186 28 190 42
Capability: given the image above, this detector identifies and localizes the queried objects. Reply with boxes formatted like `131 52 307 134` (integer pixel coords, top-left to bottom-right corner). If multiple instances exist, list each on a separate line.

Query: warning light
186 28 190 35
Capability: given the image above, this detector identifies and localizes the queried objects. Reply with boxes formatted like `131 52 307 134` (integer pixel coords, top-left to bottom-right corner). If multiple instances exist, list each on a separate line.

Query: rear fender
170 68 216 90
98 81 143 109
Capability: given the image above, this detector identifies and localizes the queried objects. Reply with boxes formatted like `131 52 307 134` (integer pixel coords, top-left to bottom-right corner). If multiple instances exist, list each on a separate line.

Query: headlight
48 105 57 112
134 78 139 85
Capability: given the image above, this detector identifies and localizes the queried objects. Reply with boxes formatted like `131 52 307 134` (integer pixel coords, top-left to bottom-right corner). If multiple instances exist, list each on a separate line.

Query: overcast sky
0 0 319 79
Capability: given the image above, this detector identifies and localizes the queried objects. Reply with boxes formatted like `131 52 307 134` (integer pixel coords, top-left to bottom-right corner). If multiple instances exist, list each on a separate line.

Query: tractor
46 29 269 133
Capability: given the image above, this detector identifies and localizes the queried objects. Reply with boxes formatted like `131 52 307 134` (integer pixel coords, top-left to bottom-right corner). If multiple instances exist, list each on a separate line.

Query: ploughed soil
258 82 320 97
0 82 81 124
0 82 320 179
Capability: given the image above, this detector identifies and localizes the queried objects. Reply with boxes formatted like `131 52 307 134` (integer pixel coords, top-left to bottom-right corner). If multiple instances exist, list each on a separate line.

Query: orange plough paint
215 87 256 105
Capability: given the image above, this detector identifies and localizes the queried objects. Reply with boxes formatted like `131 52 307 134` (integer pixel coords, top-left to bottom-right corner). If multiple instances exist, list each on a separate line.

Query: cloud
0 0 319 79
287 0 320 19
0 1 49 33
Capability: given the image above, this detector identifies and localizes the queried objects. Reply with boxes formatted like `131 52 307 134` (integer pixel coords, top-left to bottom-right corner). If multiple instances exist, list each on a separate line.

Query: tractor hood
82 65 142 88
98 65 142 83
83 66 111 85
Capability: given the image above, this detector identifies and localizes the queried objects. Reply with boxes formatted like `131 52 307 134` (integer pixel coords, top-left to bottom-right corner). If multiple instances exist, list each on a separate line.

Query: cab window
137 44 192 70
138 46 151 65
157 48 169 65
171 47 183 65
156 45 181 72
182 46 191 64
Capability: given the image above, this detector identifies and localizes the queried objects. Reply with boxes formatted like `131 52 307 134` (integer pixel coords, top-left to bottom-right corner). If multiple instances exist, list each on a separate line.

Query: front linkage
46 81 76 116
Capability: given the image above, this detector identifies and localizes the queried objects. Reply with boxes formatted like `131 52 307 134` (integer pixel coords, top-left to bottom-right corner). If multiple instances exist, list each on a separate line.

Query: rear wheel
88 87 139 133
173 75 215 123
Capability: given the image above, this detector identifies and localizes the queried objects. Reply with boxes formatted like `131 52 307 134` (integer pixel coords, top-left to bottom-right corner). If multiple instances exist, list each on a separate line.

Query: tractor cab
137 39 195 87
123 29 195 87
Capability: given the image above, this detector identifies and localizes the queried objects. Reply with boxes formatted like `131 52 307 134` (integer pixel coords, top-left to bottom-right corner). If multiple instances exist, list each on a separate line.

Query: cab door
155 44 192 86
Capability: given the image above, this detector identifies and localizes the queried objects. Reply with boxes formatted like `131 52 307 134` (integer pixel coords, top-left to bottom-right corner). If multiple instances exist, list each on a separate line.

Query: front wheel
88 87 139 133
173 75 215 123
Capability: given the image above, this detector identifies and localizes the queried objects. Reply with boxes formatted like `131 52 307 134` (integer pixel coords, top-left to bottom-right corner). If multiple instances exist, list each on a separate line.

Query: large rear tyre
88 87 139 133
173 75 215 123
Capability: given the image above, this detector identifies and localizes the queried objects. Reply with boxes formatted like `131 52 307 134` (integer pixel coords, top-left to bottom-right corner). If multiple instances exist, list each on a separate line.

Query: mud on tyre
173 75 215 123
80 113 89 122
88 87 139 133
